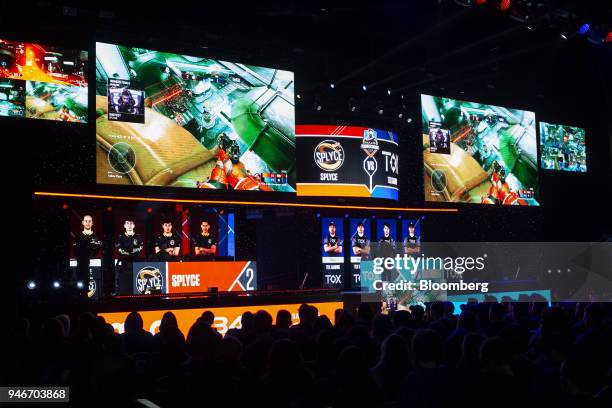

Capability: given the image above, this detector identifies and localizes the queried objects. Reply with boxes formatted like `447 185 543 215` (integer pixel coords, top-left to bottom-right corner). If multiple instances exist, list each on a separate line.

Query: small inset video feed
0 78 25 117
539 122 587 173
0 39 88 123
107 78 145 123
25 81 87 122
428 121 450 154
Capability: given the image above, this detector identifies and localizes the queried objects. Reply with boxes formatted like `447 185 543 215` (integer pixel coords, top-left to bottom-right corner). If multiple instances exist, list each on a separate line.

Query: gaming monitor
95 42 296 191
421 94 539 206
539 122 587 172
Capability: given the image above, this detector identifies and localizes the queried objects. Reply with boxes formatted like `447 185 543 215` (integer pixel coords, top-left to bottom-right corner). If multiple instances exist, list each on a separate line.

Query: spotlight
578 23 590 36
316 104 322 111
330 83 335 89
27 281 36 290
351 106 356 112
497 0 511 12
296 94 301 99
526 25 533 31
378 109 384 115
398 113 403 118
76 281 84 289
407 118 413 123
52 280 61 289
362 85 367 91
387 89 391 95
560 33 568 40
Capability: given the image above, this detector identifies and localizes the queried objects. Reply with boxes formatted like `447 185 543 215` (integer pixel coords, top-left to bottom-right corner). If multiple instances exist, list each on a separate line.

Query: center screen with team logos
421 94 539 206
296 125 399 200
95 42 296 191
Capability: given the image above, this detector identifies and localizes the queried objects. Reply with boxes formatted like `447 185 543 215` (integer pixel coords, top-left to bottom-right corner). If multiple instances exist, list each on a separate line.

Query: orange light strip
33 191 458 213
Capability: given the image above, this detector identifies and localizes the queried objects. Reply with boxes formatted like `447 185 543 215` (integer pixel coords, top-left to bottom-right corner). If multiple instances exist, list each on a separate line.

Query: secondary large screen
421 94 539 206
296 125 399 200
539 122 586 172
95 42 295 191
0 39 88 122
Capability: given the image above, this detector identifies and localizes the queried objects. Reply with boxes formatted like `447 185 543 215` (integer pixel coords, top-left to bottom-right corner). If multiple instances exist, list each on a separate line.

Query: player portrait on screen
323 221 343 256
73 215 102 281
403 222 421 256
351 222 370 259
115 219 143 294
193 220 217 258
377 223 397 257
154 220 181 261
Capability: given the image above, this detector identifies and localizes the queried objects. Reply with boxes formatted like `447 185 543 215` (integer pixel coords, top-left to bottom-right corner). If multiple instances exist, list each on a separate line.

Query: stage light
378 108 384 115
398 113 403 118
27 281 36 290
107 206 112 212
76 281 84 289
296 94 301 99
316 104 322 111
330 83 335 89
400 94 404 99
387 89 391 95
526 25 533 31
362 85 367 91
351 106 356 112
52 280 61 289
578 23 590 35
62 203 68 209
497 0 511 12
606 32 612 42
560 33 568 40
407 118 413 123
475 0 487 5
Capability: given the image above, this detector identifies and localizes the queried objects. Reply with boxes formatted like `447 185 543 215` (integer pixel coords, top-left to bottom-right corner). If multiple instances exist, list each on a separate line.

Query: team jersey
193 233 216 256
116 232 143 258
73 231 102 259
155 233 180 251
403 234 421 253
324 235 343 255
352 234 370 257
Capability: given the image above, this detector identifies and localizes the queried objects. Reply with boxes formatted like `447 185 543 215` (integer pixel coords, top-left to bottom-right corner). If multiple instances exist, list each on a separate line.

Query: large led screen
539 122 586 172
296 125 399 200
421 94 539 206
0 39 88 122
95 42 295 191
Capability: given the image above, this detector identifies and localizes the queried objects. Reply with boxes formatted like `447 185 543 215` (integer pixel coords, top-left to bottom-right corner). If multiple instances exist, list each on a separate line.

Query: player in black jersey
323 221 343 255
115 220 143 294
351 222 370 259
377 222 399 283
154 221 180 261
377 223 397 254
193 220 217 259
73 215 102 282
403 222 421 256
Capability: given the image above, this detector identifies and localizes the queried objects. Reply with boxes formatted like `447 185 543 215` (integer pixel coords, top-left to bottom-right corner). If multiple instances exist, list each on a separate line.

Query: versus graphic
296 125 399 200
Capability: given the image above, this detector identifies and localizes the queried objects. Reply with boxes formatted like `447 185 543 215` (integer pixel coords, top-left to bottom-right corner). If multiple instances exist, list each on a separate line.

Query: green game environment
539 122 587 173
421 94 539 206
95 42 295 191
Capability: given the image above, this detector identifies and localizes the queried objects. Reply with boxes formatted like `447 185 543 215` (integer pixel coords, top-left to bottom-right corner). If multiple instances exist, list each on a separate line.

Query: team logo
88 278 96 298
135 266 164 294
314 140 345 171
361 128 379 157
